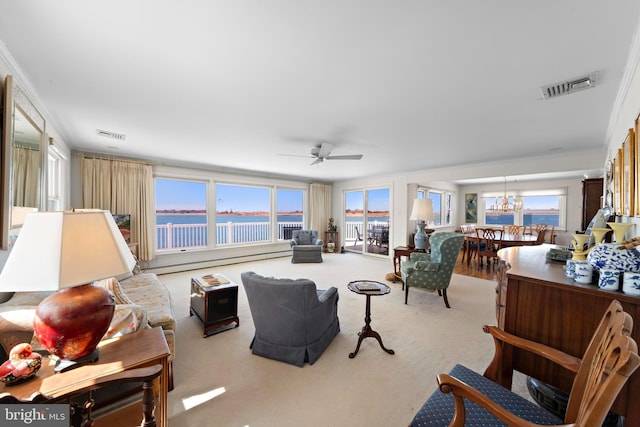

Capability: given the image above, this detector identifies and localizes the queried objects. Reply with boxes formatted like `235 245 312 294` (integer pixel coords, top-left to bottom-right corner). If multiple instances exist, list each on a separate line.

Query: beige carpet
159 253 528 427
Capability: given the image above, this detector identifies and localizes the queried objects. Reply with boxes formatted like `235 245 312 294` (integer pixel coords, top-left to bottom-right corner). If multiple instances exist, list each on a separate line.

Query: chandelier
487 177 522 215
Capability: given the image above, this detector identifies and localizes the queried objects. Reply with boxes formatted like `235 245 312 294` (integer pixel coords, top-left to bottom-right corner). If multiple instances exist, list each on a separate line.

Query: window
482 191 565 229
417 188 454 226
522 195 562 227
155 177 307 251
155 178 207 251
215 184 270 244
276 188 304 240
344 188 391 255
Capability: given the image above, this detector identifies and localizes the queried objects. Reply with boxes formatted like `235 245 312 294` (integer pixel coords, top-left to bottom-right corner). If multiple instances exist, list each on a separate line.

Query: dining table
461 229 539 266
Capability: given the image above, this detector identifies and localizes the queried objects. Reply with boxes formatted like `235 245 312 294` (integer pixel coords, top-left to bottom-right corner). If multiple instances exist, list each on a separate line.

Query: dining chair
409 300 640 426
459 225 477 265
473 227 503 269
534 228 548 245
505 225 524 236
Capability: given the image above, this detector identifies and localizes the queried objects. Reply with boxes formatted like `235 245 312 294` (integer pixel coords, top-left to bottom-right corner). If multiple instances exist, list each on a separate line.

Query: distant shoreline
156 211 390 217
157 211 299 217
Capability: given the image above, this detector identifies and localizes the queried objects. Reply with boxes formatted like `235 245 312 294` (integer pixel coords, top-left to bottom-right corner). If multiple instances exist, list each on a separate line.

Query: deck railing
156 220 389 250
156 221 303 250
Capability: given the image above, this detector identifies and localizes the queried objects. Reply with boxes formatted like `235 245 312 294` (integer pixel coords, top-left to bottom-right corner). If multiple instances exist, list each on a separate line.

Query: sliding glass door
344 188 390 255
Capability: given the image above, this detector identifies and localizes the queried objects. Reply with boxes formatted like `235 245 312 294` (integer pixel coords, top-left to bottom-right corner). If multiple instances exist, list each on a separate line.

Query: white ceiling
1 1 639 183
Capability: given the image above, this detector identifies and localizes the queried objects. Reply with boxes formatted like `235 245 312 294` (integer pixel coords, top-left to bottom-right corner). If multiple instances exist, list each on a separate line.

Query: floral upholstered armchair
401 232 465 307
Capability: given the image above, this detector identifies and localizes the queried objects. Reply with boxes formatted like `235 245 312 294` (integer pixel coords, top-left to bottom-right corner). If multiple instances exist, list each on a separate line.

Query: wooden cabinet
581 178 603 230
497 244 640 424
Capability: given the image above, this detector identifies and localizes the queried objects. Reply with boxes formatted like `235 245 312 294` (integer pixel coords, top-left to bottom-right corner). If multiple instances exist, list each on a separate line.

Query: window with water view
155 178 304 251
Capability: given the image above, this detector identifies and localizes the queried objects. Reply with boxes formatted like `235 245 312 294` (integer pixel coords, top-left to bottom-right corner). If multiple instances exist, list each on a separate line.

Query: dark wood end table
347 280 395 358
393 246 424 286
0 327 170 427
190 273 240 337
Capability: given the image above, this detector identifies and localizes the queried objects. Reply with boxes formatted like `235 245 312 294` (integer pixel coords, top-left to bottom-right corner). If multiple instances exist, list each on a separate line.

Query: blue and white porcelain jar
598 269 619 291
565 259 577 278
574 261 593 284
587 243 640 273
623 272 640 296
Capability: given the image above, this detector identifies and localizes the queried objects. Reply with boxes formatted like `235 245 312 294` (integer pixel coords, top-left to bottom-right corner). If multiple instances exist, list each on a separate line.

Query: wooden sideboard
497 244 640 424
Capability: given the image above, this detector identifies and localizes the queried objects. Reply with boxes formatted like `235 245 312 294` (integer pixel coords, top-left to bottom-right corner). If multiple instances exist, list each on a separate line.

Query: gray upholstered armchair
240 271 340 366
401 232 464 307
290 230 324 263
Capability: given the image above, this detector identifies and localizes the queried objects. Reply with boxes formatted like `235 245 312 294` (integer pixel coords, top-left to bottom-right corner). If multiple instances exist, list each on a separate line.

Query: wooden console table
0 326 170 426
496 244 640 424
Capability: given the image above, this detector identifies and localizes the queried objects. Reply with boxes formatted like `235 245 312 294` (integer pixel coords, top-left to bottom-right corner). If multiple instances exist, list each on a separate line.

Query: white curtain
81 157 155 261
309 182 332 238
12 146 40 207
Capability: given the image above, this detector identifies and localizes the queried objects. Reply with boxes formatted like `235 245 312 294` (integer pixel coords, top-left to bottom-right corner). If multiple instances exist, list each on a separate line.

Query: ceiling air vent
540 73 597 99
96 129 126 141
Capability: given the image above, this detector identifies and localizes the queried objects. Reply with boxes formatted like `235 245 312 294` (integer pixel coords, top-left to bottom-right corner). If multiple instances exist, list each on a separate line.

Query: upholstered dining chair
409 300 640 426
400 232 464 307
473 227 503 269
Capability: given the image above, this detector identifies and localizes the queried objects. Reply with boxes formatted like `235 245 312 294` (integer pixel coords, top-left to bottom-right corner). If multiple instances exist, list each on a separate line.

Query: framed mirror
1 75 45 250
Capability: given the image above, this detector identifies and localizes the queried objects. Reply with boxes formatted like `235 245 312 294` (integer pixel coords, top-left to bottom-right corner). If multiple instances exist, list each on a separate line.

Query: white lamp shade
409 198 434 221
0 210 136 291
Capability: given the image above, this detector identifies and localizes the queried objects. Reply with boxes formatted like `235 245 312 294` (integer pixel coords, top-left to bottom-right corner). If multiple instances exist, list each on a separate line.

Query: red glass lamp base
34 284 115 362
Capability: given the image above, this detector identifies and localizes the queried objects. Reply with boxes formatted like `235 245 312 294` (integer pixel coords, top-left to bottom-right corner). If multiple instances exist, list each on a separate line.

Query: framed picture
464 193 477 223
614 148 622 215
623 128 635 216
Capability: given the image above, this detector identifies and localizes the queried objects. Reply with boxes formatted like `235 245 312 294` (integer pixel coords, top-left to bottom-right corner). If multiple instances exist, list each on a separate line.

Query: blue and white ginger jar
587 243 640 273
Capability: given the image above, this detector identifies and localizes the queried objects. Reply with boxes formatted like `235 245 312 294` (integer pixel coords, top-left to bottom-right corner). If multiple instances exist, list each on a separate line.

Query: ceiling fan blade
277 153 314 158
310 158 323 166
318 142 334 158
326 154 363 160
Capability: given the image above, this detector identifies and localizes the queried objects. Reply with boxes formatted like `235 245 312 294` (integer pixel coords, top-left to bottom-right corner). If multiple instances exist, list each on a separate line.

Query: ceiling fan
280 142 364 165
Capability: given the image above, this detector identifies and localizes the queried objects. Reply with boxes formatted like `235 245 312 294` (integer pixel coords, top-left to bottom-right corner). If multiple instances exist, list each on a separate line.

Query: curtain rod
14 144 40 152
72 151 155 166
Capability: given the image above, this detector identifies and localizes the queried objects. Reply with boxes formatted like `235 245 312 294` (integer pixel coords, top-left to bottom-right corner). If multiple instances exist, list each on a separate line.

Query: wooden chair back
505 225 524 236
565 300 640 425
473 228 503 267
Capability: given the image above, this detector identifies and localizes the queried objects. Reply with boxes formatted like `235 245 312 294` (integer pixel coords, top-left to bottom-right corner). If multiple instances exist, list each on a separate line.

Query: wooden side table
347 280 394 359
0 327 170 427
324 231 339 252
190 273 240 337
393 246 423 285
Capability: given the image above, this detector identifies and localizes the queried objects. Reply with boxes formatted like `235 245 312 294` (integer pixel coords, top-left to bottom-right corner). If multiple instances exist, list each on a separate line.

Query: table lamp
0 210 136 372
409 198 434 250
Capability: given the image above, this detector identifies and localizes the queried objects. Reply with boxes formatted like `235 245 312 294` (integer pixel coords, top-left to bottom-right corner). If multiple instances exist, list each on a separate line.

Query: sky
345 189 390 212
155 179 303 212
156 179 557 212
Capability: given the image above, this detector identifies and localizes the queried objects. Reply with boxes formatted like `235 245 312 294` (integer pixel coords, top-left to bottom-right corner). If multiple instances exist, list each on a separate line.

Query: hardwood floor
453 250 499 282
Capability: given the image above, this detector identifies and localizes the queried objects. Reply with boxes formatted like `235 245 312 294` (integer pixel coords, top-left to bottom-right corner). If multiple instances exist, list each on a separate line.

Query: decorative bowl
0 343 43 386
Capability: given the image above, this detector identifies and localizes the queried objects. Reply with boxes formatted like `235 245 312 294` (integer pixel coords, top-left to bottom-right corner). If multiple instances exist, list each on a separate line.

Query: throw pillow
93 277 135 305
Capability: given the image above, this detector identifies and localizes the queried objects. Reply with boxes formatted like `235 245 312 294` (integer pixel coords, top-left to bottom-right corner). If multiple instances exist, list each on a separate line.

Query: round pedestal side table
347 280 395 358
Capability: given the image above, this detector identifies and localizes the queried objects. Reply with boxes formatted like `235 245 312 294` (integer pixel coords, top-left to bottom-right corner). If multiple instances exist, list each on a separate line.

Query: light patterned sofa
0 271 176 390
